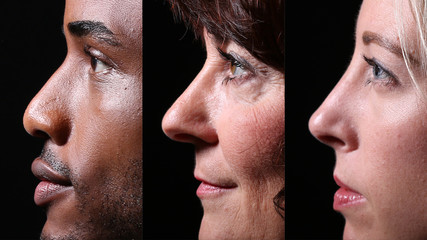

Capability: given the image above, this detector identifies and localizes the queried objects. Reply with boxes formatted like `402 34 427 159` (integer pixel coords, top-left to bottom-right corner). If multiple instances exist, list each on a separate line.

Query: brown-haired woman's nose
23 80 71 146
162 78 218 145
309 81 359 153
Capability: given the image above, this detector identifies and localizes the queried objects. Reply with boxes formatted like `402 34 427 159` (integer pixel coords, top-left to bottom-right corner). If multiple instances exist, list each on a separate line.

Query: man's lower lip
34 181 72 206
333 187 366 211
196 182 236 199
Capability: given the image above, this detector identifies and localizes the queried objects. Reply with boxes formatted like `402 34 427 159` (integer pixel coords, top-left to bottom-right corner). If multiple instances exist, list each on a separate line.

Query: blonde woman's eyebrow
362 31 418 64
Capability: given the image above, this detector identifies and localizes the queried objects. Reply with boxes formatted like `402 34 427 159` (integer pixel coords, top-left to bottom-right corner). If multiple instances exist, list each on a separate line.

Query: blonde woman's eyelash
363 55 400 86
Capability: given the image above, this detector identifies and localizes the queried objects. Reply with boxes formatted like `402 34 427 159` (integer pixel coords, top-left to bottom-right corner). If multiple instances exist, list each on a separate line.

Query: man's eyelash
83 45 114 70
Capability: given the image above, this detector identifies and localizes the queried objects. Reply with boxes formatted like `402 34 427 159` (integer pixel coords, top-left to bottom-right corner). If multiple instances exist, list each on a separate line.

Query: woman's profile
162 0 284 239
310 0 427 239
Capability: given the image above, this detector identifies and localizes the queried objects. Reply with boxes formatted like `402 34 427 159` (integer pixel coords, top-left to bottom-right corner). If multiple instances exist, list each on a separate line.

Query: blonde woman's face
309 0 427 239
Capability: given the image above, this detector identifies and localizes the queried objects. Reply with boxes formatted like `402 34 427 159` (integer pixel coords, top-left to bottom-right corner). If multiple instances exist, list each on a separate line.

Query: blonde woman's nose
309 76 359 153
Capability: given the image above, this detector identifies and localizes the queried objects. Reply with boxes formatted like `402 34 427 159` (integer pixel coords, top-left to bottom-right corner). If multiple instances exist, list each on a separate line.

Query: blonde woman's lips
333 176 366 211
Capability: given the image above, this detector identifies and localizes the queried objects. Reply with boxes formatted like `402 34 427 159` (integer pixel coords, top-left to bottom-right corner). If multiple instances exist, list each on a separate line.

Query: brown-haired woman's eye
230 60 245 76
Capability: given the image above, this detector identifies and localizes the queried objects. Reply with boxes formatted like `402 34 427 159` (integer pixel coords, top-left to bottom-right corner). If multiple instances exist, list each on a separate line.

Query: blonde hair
395 0 427 100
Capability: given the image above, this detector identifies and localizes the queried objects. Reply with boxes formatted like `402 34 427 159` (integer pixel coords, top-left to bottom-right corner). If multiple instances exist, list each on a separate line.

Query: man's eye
90 57 110 73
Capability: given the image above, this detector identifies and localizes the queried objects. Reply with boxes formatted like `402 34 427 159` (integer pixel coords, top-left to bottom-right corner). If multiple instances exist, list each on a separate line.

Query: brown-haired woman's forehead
168 0 284 72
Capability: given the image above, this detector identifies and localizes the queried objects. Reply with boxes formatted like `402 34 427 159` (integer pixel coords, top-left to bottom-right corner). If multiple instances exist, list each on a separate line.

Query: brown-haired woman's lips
194 175 237 199
31 158 73 207
333 175 366 211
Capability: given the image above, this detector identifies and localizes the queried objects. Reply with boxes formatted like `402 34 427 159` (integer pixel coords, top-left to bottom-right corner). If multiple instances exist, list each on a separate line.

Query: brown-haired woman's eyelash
217 48 255 84
217 48 254 71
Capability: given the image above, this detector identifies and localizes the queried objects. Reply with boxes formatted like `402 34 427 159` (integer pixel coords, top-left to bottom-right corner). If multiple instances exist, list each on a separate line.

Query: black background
0 1 66 238
143 0 204 239
285 1 362 239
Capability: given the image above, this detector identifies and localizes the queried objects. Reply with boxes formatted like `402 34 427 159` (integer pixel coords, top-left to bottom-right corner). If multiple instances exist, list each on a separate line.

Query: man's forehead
64 0 142 35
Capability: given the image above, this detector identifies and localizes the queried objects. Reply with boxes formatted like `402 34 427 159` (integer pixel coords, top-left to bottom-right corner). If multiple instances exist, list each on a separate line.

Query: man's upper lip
31 158 71 186
334 175 360 193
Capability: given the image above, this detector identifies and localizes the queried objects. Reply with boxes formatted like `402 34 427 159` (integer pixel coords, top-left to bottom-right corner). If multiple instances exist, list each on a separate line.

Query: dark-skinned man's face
23 0 142 239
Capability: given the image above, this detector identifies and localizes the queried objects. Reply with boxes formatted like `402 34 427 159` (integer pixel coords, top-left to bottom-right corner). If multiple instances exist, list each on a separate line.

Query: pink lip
195 176 237 199
34 181 72 206
333 176 366 211
32 158 72 206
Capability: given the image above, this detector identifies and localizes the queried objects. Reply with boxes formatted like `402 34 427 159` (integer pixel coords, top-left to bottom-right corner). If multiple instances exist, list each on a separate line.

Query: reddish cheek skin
219 102 284 175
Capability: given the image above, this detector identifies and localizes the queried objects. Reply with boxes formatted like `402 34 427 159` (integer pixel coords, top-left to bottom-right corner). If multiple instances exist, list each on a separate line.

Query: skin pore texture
309 0 427 239
23 0 142 239
162 30 284 239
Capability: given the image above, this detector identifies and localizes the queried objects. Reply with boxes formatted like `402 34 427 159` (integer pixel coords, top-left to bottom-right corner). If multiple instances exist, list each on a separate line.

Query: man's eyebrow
66 20 120 46
362 30 417 64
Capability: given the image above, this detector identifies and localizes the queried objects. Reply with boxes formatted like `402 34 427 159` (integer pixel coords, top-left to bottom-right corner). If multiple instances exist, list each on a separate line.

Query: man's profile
23 0 142 239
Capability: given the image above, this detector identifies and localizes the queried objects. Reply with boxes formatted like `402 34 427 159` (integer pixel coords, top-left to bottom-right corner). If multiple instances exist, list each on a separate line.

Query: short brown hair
169 0 284 72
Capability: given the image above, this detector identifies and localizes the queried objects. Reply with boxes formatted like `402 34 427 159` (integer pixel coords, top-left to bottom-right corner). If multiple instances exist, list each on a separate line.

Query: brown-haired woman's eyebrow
66 20 121 47
362 31 418 64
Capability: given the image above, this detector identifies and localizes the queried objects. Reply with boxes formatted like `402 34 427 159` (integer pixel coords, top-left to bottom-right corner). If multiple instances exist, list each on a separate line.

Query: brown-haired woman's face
162 30 284 239
310 0 427 239
23 0 142 238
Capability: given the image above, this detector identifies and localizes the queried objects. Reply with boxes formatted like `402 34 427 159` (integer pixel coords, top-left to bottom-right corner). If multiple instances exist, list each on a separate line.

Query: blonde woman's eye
370 60 388 79
90 57 111 73
363 55 399 87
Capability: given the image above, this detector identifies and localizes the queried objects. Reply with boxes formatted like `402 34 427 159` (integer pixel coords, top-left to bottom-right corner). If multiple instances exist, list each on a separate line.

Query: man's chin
41 214 142 240
40 218 85 240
